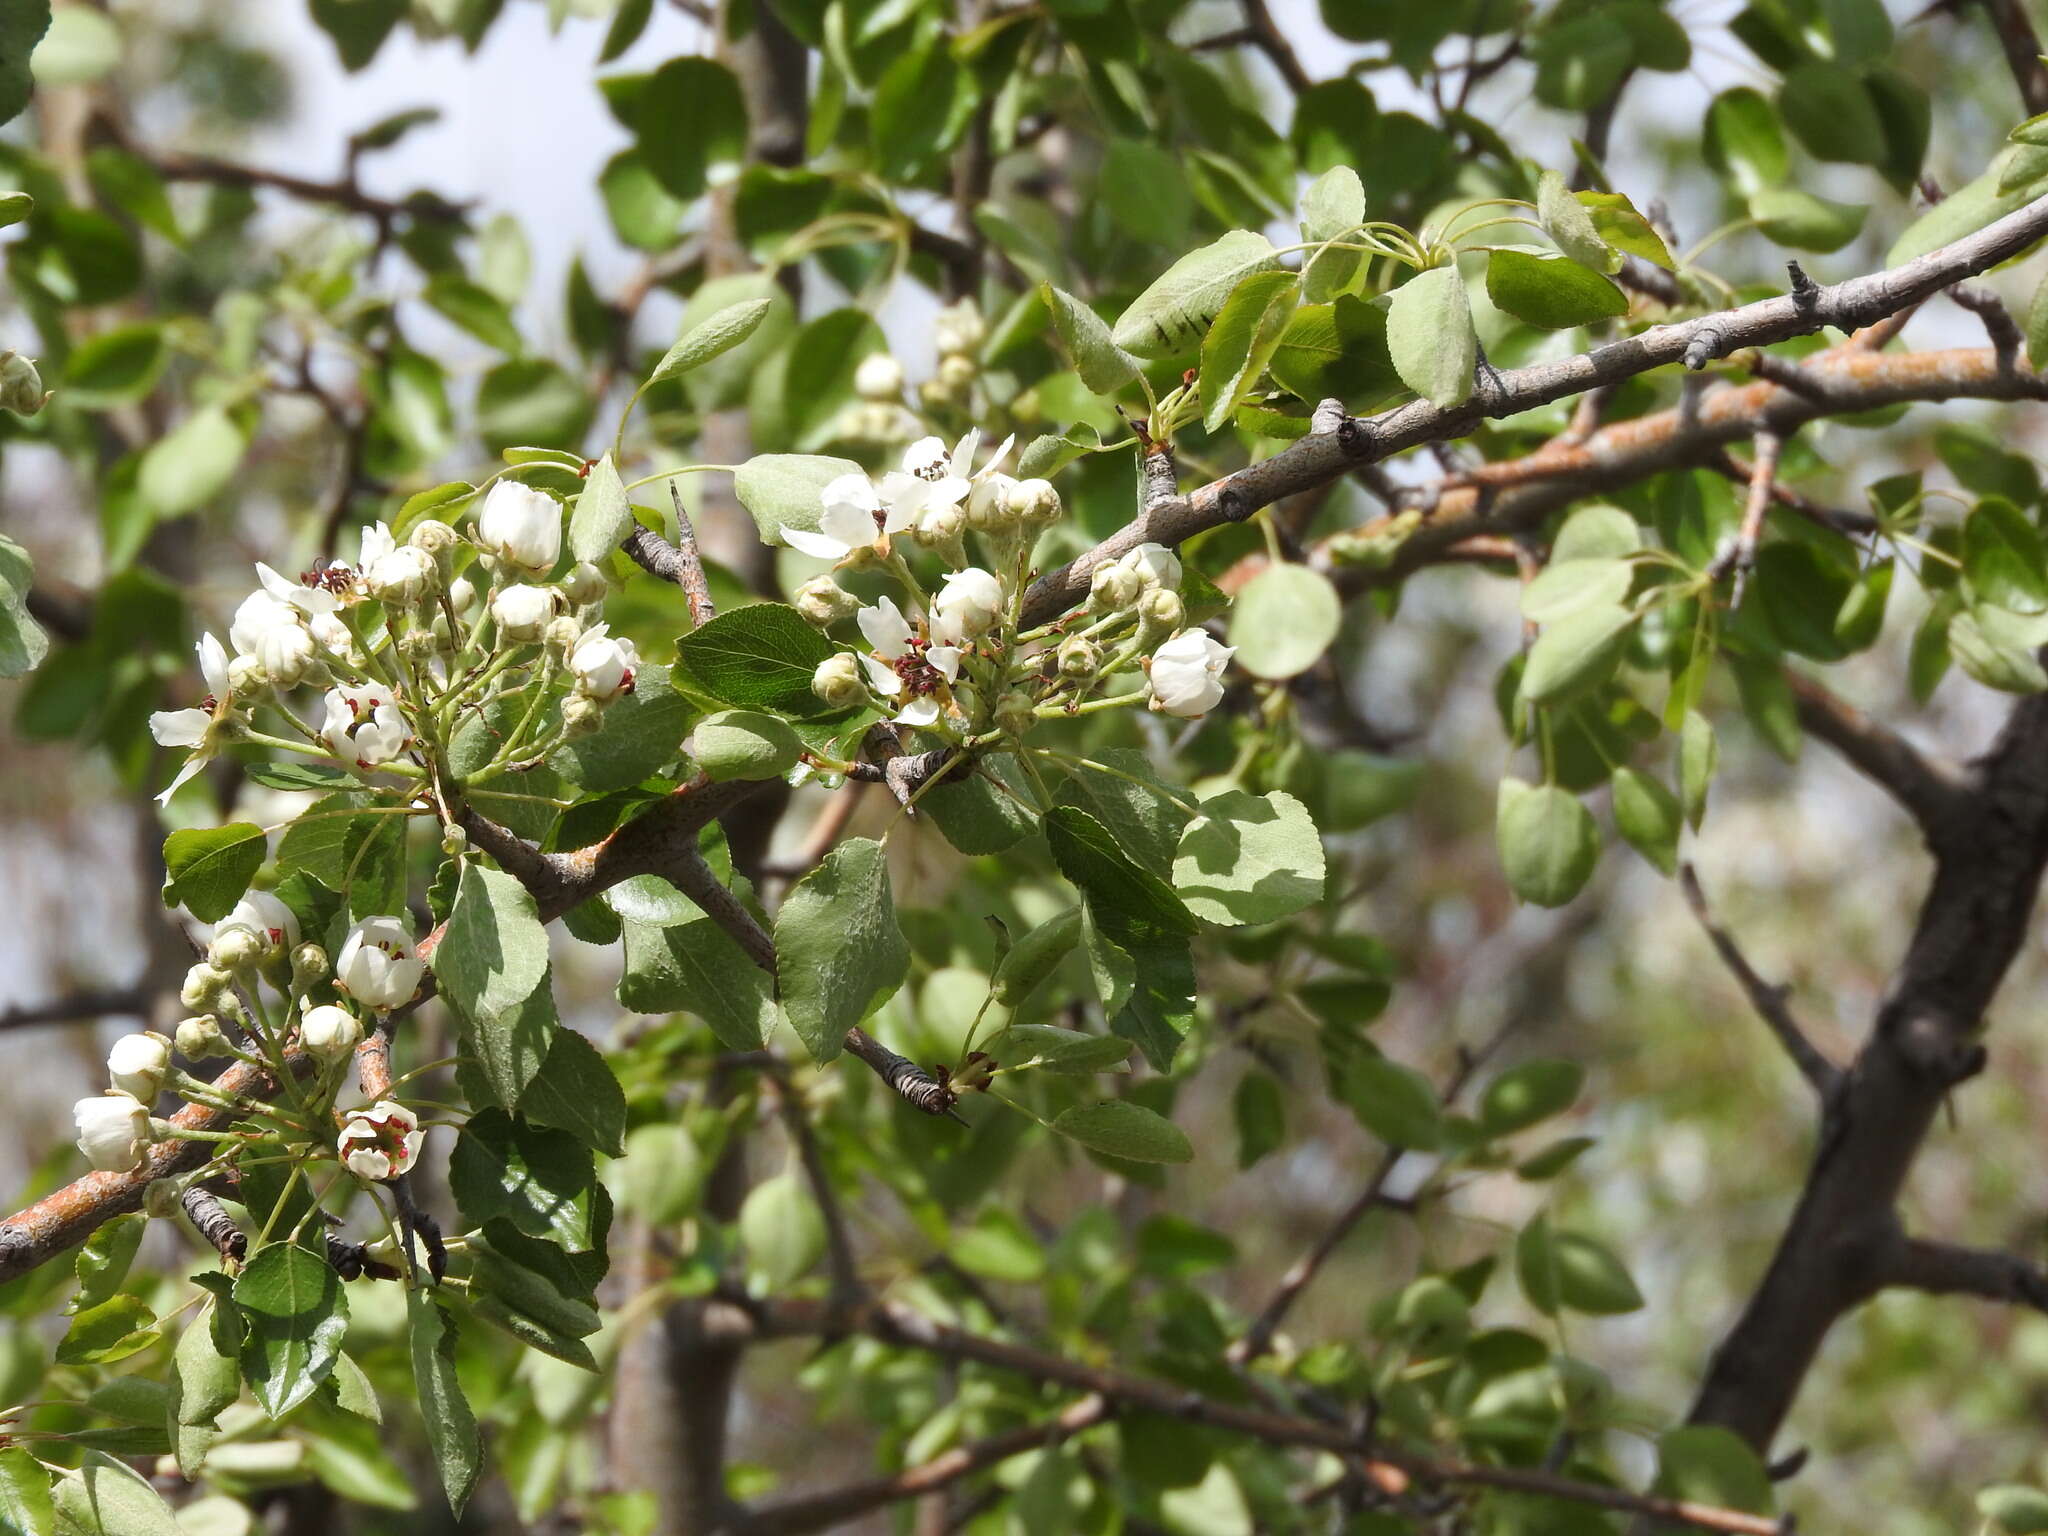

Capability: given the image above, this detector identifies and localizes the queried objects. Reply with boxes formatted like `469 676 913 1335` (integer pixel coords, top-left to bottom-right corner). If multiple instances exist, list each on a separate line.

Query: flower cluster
147 479 640 806
792 433 1235 747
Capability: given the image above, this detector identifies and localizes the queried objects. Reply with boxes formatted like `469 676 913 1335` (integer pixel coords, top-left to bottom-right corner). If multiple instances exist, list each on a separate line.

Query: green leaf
2029 273 2048 372
1979 1486 2048 1535
1779 60 1884 164
870 41 977 178
998 1024 1132 1075
62 323 166 408
739 1171 825 1288
515 1026 627 1158
0 2 51 129
0 192 29 231
569 453 631 565
234 1243 348 1419
70 1213 143 1315
1522 603 1634 704
1052 750 1187 878
1298 164 1365 301
1234 1072 1286 1168
674 602 840 718
1888 147 2048 265
0 1446 51 1536
1536 169 1615 272
1268 295 1401 410
161 823 265 922
1481 1060 1585 1136
55 1296 157 1366
138 406 245 518
646 296 772 389
1342 1054 1442 1150
1046 807 1197 939
551 662 697 793
1951 605 2048 693
1516 1215 1643 1315
451 1109 602 1253
1043 285 1139 395
435 865 556 1107
423 275 520 352
775 837 908 1063
1172 790 1324 927
1965 496 2048 614
1552 504 1641 561
1704 86 1787 195
0 535 45 680
620 910 775 1050
1386 265 1474 408
50 1451 179 1536
468 1222 603 1345
1680 710 1718 829
1049 1101 1193 1163
1576 190 1674 269
1199 270 1300 431
613 1125 707 1225
175 1306 240 1427
1610 767 1681 875
407 1294 482 1516
1654 1427 1775 1517
733 454 868 548
1520 558 1632 624
1497 779 1600 907
1748 188 1867 253
694 709 801 783
1227 562 1341 679
634 56 747 202
1486 247 1627 330
1112 230 1283 359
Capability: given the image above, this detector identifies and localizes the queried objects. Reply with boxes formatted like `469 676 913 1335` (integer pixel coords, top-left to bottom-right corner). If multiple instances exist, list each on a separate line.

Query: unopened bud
291 943 330 990
563 560 608 607
1013 478 1061 528
1089 564 1142 612
448 575 479 614
966 474 1018 533
795 576 861 627
409 519 459 556
208 927 264 974
1056 636 1102 679
934 298 985 359
936 354 977 392
1137 587 1185 637
0 351 47 415
228 654 267 694
144 1179 182 1220
181 963 232 1011
175 1015 225 1060
545 615 584 652
441 824 469 858
811 652 865 709
918 379 952 412
399 627 438 660
854 352 905 401
994 690 1036 736
562 694 605 737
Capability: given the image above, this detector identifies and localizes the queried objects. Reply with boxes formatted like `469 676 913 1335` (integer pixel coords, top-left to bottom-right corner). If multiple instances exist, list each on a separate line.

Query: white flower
320 684 409 768
491 582 560 642
1148 628 1233 717
900 435 953 481
219 890 300 955
857 595 917 658
148 633 236 804
364 526 437 607
932 566 1004 644
299 1004 362 1063
337 1099 423 1181
229 590 298 658
782 473 901 562
255 562 340 621
569 623 640 701
358 521 397 571
966 471 1018 530
854 352 904 401
335 915 424 1011
74 1093 152 1173
107 1032 171 1101
812 652 865 709
250 616 317 689
853 596 960 727
476 481 563 572
1120 542 1181 591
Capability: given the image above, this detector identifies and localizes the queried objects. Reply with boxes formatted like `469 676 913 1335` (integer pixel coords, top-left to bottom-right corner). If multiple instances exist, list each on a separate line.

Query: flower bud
74 1093 152 1173
562 560 608 607
175 1015 225 1060
1147 628 1233 717
569 623 639 701
334 918 421 1011
227 654 267 694
936 353 978 392
448 575 479 614
442 824 469 857
915 506 966 549
475 480 563 573
299 1004 363 1063
144 1179 182 1220
220 890 300 960
811 652 865 709
0 351 48 415
251 619 316 689
491 583 562 643
107 1032 172 1101
409 518 460 556
1089 564 1142 612
794 576 861 627
1013 477 1062 529
1120 541 1181 591
994 690 1037 736
181 963 232 1011
208 926 264 973
366 544 437 607
853 352 905 401
917 379 952 412
933 298 986 359
967 473 1019 532
399 628 438 662
545 615 584 652
292 942 331 990
1056 636 1102 679
1137 587 1185 638
561 694 605 737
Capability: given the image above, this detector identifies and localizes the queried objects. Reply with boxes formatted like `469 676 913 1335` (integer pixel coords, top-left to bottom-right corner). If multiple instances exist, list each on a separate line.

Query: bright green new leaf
1704 87 1787 195
1520 558 1632 623
161 822 265 922
1497 779 1600 907
1964 496 2048 615
1386 264 1475 408
436 865 557 1106
1749 188 1867 253
568 452 632 565
51 1451 180 1536
1050 1100 1193 1163
0 1446 51 1536
1227 561 1341 678
1481 1060 1585 1136
1516 1213 1644 1315
1536 169 1615 272
1950 605 2048 693
1521 603 1634 704
1486 247 1628 330
645 296 772 389
731 455 865 546
0 535 45 680
138 406 244 518
1111 230 1283 359
1298 164 1365 301
1172 790 1324 927
693 709 802 782
1577 191 1675 269
1610 767 1682 875
1043 284 1139 395
739 1171 825 1288
775 837 909 1062
1680 709 1717 829
234 1243 349 1419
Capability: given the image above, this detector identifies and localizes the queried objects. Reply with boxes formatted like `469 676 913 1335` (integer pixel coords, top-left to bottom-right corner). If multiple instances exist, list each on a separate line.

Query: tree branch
0 986 150 1033
622 487 717 628
1978 0 2048 114
1886 1236 2048 1310
1784 670 1974 840
1678 864 1842 1100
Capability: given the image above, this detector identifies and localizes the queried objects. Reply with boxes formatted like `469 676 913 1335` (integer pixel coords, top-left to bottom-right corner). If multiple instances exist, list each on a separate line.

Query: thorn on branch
1887 1236 2048 1311
1678 863 1843 1101
1786 260 1820 312
619 486 717 628
1684 320 1729 371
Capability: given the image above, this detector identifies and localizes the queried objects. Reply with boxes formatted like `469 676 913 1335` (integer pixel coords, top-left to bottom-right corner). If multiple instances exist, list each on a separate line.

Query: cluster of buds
788 433 1235 747
922 299 987 409
147 478 644 805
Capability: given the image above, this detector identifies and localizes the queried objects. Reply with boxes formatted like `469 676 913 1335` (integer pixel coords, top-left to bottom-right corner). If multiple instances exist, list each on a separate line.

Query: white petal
154 753 208 806
978 434 1016 479
857 597 914 659
893 697 941 727
819 499 882 549
197 634 230 699
149 708 210 748
859 653 904 698
782 525 849 559
947 428 982 478
926 644 961 682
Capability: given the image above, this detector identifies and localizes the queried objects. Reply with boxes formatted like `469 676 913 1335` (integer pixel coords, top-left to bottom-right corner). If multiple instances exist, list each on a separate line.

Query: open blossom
220 890 301 956
932 566 1004 644
337 1099 423 1181
783 472 904 562
107 1032 171 1101
74 1093 152 1173
782 432 1013 562
299 1003 362 1063
321 684 409 768
854 596 960 728
476 480 563 572
335 915 424 1010
569 623 639 701
148 633 236 804
1148 628 1233 717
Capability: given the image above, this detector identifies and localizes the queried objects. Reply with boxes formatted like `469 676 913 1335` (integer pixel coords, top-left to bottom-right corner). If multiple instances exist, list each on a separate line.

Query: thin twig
1886 1235 2048 1309
1948 282 2024 369
1678 864 1842 1100
0 987 150 1032
1783 670 1974 838
1712 431 1782 601
620 485 717 628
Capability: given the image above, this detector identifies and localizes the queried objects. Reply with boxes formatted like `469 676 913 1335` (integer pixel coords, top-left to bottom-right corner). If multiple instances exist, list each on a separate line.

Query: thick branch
1785 670 1974 839
1678 864 1841 1099
1886 1236 2048 1310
